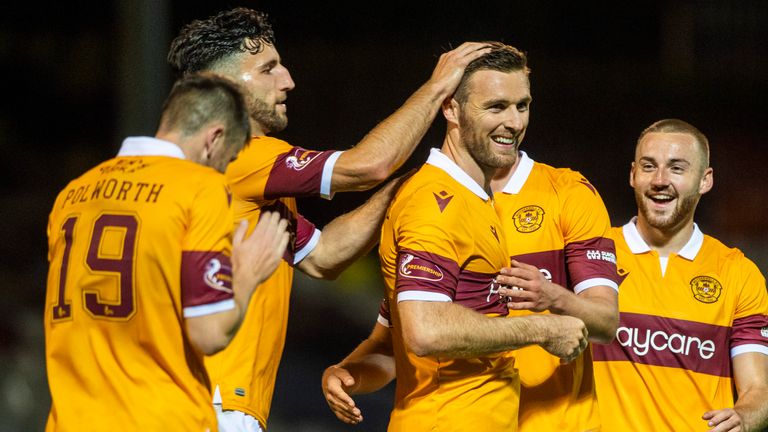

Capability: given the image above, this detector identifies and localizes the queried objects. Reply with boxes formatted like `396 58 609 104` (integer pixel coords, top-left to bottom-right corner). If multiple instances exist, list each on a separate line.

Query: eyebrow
638 156 691 165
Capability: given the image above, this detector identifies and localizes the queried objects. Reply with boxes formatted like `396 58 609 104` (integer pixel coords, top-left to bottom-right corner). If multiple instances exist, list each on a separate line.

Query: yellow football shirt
593 220 768 431
494 152 619 431
380 148 516 431
205 136 340 428
45 137 236 431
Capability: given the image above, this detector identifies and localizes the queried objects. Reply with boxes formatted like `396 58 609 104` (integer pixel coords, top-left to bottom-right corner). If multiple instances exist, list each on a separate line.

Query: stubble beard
250 98 288 135
635 188 700 231
460 126 518 170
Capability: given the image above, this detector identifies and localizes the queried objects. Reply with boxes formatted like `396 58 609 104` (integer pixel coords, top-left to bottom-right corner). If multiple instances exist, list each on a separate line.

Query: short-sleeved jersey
45 137 236 431
379 148 515 431
593 220 768 431
204 136 340 428
493 152 619 431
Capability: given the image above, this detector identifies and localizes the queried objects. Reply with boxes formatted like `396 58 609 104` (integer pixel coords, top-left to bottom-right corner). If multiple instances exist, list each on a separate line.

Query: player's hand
428 42 492 96
232 212 289 291
497 260 565 312
322 365 363 425
702 408 744 432
533 314 588 363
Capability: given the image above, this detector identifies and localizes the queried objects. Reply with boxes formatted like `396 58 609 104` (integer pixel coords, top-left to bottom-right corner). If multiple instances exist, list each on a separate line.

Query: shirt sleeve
180 178 236 318
226 138 340 201
730 255 768 357
393 185 463 303
560 171 620 293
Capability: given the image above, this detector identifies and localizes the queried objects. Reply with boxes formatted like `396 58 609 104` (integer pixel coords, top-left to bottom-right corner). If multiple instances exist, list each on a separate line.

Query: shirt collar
622 216 704 260
426 148 490 201
117 136 186 159
500 151 534 194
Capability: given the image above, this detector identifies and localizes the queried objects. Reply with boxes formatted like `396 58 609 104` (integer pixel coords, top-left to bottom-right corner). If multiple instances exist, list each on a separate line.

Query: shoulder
702 234 763 275
392 166 476 227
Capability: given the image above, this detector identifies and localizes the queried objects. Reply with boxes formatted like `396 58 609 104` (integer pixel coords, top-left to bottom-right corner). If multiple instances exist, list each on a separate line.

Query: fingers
232 219 249 246
324 376 363 425
702 408 741 432
510 259 540 272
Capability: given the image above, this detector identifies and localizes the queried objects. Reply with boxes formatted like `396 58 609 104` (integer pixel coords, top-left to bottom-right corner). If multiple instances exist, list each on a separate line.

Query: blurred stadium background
1 1 766 430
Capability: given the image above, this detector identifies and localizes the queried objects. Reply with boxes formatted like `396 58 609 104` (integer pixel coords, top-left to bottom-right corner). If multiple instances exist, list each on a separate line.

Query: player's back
45 153 229 431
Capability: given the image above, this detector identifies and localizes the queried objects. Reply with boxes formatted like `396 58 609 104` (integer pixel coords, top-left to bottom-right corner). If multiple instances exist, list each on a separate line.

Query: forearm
337 352 395 395
732 353 768 431
550 286 618 343
185 305 242 355
329 322 395 395
332 81 451 192
400 301 550 358
299 178 400 279
734 387 768 432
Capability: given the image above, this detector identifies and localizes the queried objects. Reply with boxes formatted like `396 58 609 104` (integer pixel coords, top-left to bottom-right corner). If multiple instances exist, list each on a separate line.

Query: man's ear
699 167 714 195
203 125 225 160
442 97 460 124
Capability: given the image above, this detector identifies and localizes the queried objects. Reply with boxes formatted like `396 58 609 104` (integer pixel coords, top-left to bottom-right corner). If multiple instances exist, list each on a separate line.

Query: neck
249 119 267 137
441 135 493 193
155 130 202 164
490 153 522 193
634 216 695 257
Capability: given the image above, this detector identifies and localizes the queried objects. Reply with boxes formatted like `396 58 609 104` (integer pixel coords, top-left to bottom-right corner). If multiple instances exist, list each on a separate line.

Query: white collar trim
117 136 186 159
500 151 534 194
426 148 490 201
622 217 703 260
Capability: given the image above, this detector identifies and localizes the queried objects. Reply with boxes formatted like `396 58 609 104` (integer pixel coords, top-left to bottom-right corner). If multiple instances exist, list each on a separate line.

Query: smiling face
225 42 295 136
630 131 713 233
456 69 531 171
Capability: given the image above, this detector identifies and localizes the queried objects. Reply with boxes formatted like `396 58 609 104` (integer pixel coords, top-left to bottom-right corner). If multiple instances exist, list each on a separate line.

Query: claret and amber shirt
45 137 235 431
494 152 619 432
593 220 768 431
205 136 340 429
379 148 515 431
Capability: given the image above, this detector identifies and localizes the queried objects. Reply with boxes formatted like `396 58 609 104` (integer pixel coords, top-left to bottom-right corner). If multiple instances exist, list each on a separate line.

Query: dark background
1 1 766 430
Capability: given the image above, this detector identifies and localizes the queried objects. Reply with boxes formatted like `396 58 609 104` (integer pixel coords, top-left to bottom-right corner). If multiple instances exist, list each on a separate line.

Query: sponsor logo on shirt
586 249 616 264
616 326 716 360
285 149 322 171
512 205 544 233
398 253 444 281
204 258 233 293
690 276 722 304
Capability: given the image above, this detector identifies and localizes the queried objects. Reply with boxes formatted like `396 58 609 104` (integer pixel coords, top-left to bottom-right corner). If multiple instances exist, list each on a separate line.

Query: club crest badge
761 327 768 339
512 205 545 233
690 276 722 304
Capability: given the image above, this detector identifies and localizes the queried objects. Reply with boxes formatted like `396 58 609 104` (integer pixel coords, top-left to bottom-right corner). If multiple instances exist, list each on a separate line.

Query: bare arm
497 259 619 343
186 213 289 355
399 300 588 362
702 352 768 432
322 321 395 425
297 174 408 279
330 42 491 193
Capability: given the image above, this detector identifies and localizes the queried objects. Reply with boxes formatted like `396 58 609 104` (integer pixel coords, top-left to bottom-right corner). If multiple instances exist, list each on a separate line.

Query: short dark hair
160 73 251 147
638 119 710 170
168 7 275 76
454 42 529 103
